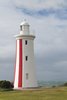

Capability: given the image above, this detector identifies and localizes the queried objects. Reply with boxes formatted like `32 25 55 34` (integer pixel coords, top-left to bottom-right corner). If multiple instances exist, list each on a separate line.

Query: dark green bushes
0 80 13 89
63 82 67 86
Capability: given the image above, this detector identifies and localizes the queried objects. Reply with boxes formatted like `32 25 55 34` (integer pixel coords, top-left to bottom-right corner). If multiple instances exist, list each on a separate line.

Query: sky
0 0 67 82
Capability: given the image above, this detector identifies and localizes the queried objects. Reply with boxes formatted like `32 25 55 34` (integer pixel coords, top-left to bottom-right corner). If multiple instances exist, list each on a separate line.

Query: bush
0 80 13 89
63 82 67 86
52 85 56 88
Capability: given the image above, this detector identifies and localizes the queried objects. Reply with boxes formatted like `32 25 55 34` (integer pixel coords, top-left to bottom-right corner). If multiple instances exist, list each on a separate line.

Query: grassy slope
0 87 67 100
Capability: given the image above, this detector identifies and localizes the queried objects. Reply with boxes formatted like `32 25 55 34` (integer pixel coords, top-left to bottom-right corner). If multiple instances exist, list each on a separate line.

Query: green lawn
0 87 67 100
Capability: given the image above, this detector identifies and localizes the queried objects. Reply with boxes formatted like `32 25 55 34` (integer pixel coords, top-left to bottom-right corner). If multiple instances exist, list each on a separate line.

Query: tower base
14 86 39 90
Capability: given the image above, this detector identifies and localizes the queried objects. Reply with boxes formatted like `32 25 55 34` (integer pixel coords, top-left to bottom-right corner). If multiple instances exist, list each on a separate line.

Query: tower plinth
14 20 38 89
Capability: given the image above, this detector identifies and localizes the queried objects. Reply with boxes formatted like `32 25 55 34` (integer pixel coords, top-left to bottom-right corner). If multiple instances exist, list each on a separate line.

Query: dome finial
20 20 29 26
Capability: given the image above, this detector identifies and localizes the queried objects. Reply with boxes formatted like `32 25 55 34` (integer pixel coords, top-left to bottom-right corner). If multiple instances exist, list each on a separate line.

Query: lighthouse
14 20 38 89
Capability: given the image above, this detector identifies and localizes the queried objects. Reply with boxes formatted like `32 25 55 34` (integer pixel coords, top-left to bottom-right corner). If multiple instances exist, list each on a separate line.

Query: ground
0 87 67 100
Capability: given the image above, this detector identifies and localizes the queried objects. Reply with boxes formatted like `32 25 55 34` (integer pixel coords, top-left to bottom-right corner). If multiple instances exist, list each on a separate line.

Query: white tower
14 20 38 89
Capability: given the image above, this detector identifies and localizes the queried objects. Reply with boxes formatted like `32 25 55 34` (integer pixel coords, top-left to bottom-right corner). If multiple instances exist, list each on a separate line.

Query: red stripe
14 40 17 84
18 39 22 87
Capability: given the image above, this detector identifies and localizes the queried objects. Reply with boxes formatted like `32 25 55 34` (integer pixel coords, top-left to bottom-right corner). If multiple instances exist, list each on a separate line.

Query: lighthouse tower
14 20 38 89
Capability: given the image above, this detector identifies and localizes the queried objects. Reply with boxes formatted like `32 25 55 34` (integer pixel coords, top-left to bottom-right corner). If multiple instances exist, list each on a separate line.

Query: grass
0 87 67 100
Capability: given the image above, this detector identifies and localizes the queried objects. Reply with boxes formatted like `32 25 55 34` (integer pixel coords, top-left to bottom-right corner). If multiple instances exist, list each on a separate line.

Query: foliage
0 80 13 89
52 85 56 88
63 82 67 86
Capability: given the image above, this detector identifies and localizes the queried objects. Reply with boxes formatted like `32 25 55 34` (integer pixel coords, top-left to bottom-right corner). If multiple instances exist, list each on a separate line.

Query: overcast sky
0 0 67 82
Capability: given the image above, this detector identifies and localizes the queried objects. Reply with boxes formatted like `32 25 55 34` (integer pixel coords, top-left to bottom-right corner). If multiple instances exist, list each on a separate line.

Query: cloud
13 0 67 20
15 7 67 20
13 0 67 9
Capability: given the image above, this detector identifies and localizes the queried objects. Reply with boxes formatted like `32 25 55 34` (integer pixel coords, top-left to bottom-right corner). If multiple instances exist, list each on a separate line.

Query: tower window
25 56 28 61
20 25 22 31
25 40 28 45
26 73 29 80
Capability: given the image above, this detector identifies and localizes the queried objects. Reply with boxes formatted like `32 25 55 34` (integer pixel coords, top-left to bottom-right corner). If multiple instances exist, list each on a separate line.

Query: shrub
52 85 56 88
63 82 67 86
0 80 13 89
